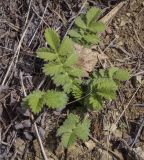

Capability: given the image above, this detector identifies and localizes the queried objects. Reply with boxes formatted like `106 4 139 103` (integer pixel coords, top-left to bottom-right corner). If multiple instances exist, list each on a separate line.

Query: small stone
118 41 123 46
120 20 126 26
115 35 119 39
126 13 131 17
106 27 113 34
15 138 25 154
85 140 96 151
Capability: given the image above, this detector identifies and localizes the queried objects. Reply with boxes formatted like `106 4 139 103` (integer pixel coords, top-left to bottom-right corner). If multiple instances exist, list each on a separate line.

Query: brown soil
0 0 144 160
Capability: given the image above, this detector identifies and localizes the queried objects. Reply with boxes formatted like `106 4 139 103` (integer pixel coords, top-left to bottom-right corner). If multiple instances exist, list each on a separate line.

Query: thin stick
89 135 122 160
28 1 49 46
24 0 33 27
63 0 88 38
131 118 144 148
115 84 141 126
20 72 48 160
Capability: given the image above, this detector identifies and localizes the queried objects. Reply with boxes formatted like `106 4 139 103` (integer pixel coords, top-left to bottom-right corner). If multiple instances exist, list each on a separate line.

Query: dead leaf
100 2 126 24
75 43 107 76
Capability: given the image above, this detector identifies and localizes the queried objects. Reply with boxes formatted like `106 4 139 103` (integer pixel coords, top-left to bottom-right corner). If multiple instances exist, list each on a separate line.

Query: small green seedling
68 7 105 46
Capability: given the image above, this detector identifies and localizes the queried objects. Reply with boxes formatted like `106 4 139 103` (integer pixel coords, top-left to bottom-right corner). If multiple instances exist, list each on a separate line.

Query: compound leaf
88 95 103 110
57 114 90 148
61 132 77 148
108 67 119 78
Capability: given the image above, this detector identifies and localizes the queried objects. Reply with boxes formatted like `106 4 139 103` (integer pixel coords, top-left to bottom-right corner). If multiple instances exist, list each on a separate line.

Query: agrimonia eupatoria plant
23 7 130 148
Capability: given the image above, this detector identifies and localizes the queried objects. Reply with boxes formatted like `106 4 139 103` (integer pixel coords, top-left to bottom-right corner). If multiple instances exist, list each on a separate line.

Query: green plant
37 28 83 95
85 67 130 110
57 113 90 148
68 7 105 46
23 7 130 149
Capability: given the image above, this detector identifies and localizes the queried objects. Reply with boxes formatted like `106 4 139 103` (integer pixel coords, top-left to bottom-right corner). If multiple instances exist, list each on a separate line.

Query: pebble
126 13 131 17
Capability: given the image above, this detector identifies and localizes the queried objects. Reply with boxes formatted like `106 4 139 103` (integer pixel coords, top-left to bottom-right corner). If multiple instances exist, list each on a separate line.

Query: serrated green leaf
74 118 90 140
43 63 63 76
53 73 70 87
97 90 116 100
108 67 119 78
86 7 101 25
114 69 130 81
64 53 78 66
24 90 45 113
95 78 118 91
89 95 102 110
83 34 100 44
57 113 79 136
44 90 68 109
44 28 60 51
68 29 82 38
72 85 82 99
37 48 57 61
59 36 75 55
75 17 87 29
69 68 83 77
61 132 77 148
89 22 106 33
63 83 73 93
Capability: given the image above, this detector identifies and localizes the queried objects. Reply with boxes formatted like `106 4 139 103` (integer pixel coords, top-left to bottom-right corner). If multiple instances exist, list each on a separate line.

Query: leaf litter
0 0 144 159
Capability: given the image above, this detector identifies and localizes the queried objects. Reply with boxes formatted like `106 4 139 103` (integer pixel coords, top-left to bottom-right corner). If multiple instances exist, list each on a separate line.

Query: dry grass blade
115 84 142 126
89 135 123 160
